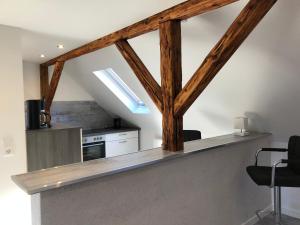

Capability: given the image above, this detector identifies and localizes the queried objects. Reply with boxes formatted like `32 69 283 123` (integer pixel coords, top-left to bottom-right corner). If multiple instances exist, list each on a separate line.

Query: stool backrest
288 136 300 174
183 130 201 142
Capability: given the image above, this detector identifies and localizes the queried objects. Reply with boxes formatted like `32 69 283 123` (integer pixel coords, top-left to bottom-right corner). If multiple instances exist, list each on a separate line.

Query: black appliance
82 134 106 161
26 99 50 130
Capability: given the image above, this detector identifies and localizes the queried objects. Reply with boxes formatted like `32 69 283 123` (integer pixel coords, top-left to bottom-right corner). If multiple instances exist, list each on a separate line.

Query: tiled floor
255 214 300 225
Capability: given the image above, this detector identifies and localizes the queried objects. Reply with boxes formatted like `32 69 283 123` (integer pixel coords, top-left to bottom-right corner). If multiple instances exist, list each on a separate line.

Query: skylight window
93 68 149 114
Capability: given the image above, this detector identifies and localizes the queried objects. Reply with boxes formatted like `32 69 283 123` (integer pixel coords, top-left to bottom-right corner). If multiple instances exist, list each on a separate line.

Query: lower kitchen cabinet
106 138 139 157
26 127 82 172
105 131 139 158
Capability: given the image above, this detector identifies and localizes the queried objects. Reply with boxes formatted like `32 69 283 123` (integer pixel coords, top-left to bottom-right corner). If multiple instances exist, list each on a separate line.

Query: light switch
1 136 15 157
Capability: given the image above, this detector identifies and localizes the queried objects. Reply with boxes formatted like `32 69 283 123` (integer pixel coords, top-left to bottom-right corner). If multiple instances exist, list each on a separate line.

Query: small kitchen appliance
26 99 51 130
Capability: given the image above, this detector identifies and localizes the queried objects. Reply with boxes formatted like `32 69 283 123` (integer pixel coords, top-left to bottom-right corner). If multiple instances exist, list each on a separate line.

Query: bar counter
12 133 270 195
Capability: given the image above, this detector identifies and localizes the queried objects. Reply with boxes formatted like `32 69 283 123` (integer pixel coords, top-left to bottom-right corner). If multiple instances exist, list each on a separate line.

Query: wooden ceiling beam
45 61 65 112
174 0 277 116
116 40 163 113
41 0 239 67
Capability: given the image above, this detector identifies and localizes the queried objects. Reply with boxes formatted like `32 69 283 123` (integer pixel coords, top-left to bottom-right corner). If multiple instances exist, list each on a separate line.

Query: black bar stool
247 136 300 224
183 130 201 142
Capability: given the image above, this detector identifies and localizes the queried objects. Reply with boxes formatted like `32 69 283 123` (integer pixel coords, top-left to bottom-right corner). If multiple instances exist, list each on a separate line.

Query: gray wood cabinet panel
26 128 82 172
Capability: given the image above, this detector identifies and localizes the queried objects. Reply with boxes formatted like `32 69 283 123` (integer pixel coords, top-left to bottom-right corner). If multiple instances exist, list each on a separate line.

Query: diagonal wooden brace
174 0 277 117
116 40 163 113
45 61 65 112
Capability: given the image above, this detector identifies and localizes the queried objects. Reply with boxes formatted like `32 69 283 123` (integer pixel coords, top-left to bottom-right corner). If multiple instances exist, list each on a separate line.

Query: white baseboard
282 207 300 219
241 205 273 225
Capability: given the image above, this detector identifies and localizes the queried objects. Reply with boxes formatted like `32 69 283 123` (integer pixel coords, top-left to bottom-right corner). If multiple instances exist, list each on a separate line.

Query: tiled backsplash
50 101 114 130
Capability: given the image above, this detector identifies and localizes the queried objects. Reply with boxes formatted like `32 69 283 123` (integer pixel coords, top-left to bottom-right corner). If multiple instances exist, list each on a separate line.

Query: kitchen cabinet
26 126 82 172
105 131 139 158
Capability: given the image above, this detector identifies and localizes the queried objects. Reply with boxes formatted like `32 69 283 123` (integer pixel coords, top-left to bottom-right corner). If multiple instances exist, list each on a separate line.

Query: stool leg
255 209 263 221
274 186 282 224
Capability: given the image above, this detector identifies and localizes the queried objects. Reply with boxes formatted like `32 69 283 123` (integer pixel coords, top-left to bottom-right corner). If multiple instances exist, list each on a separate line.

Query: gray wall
34 137 271 225
50 101 114 130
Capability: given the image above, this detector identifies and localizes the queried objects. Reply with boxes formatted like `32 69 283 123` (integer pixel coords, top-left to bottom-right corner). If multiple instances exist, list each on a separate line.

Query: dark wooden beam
45 61 65 112
174 0 277 116
115 40 163 113
40 65 49 99
42 0 238 67
160 20 183 152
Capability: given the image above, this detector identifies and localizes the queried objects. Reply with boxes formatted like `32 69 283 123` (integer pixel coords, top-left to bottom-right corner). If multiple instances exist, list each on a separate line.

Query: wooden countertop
12 133 271 195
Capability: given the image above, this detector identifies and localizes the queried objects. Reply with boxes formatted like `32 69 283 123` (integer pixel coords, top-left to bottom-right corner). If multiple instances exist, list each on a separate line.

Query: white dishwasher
105 130 139 158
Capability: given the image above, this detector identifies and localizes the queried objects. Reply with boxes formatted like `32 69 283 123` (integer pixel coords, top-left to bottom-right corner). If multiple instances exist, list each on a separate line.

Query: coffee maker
26 99 51 130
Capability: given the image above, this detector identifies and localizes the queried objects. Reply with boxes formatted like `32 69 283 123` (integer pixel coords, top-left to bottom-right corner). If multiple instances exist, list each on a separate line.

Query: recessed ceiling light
57 44 64 49
40 54 45 58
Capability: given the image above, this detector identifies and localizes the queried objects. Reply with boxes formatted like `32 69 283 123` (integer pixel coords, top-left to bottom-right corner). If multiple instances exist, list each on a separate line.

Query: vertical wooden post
160 20 183 152
40 65 49 99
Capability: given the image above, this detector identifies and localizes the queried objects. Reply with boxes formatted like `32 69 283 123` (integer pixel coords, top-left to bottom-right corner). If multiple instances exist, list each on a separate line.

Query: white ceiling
0 0 187 63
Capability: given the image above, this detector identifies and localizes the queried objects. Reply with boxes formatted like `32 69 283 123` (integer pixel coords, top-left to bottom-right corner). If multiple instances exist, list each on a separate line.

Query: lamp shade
234 117 248 130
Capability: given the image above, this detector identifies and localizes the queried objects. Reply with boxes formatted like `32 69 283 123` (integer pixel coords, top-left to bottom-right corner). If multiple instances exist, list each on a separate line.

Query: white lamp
234 117 249 136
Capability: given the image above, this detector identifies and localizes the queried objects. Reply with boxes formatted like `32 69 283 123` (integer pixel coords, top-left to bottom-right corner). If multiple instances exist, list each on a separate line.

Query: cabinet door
105 131 138 142
53 129 82 165
27 132 54 171
26 128 82 172
106 138 138 158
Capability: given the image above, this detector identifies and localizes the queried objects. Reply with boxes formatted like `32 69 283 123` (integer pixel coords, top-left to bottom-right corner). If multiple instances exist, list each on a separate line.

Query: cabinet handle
119 140 127 144
119 133 127 136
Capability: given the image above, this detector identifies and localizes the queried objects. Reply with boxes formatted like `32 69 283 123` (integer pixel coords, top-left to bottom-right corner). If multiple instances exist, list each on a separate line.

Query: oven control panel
82 135 106 144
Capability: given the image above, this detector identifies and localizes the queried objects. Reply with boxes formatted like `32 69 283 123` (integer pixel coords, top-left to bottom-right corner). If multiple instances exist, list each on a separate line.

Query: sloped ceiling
0 0 184 40
0 0 185 63
64 45 163 150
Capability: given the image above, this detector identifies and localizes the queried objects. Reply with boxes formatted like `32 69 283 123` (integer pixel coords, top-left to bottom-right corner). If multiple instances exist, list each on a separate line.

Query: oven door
82 141 106 161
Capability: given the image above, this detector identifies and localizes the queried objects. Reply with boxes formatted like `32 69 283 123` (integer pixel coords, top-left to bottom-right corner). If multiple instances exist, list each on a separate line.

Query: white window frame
93 68 149 114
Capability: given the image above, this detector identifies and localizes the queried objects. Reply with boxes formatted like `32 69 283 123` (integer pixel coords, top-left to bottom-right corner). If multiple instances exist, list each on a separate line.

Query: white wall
0 25 31 225
23 62 40 100
23 61 94 101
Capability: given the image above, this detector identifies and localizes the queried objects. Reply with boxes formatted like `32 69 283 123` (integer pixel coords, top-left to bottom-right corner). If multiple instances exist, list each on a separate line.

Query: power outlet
1 136 15 157
4 147 13 156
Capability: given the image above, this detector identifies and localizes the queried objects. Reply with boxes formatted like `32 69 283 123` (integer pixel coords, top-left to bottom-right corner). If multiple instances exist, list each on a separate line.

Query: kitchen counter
82 127 140 136
26 124 82 134
12 132 270 195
